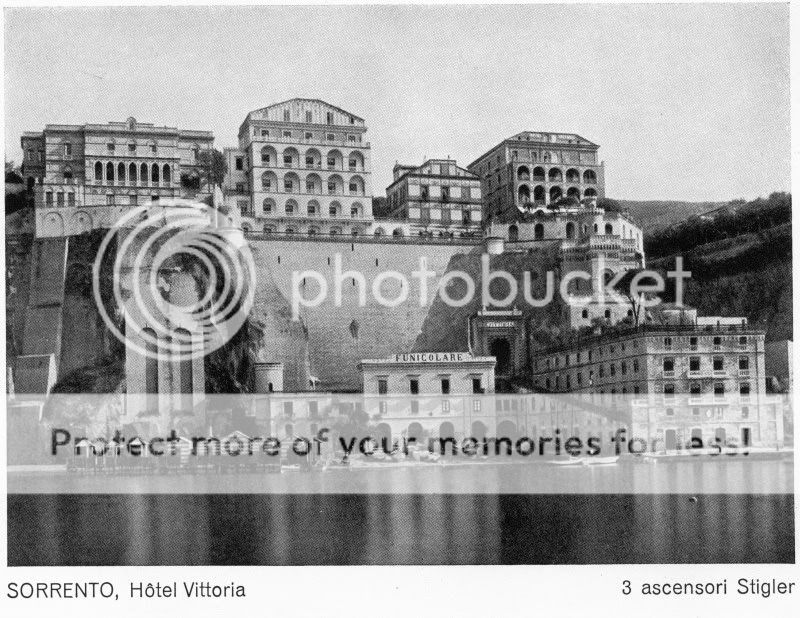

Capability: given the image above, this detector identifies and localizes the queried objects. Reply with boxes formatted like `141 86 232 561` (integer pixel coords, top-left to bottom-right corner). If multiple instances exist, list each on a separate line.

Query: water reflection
8 493 793 565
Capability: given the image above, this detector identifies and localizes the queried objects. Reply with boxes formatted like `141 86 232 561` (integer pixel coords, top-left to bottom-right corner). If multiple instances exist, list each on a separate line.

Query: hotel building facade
529 312 784 448
384 159 483 237
224 98 374 236
467 131 605 223
21 117 214 238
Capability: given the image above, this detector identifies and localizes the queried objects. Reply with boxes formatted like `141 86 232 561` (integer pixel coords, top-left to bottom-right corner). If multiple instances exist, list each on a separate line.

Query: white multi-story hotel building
224 99 374 236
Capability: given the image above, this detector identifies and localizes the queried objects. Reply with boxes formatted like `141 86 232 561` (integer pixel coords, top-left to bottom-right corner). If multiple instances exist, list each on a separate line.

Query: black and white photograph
2 2 796 615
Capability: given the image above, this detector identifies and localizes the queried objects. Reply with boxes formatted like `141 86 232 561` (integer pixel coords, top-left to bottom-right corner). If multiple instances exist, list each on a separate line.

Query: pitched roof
246 98 364 122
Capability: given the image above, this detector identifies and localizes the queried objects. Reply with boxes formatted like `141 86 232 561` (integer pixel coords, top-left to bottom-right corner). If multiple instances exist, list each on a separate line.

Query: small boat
583 456 619 466
549 457 585 467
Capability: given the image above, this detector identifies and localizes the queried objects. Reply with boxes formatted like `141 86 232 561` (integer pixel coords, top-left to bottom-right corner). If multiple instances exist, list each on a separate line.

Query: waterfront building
467 131 605 223
21 117 214 237
224 98 374 236
529 314 783 448
384 158 483 237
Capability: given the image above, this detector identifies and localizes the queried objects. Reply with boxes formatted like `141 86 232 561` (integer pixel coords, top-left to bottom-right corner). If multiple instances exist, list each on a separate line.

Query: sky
4 4 790 202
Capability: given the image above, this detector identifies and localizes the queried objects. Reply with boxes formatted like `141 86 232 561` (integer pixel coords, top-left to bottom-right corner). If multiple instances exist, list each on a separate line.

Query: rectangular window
664 383 675 398
348 135 356 142
326 133 335 141
235 157 243 170
106 194 114 206
129 194 137 207
67 193 75 206
740 383 751 397
326 112 334 124
714 383 725 396
689 356 700 372
305 111 312 123
45 192 53 206
739 335 747 348
283 110 290 121
713 357 724 372
261 130 269 137
690 382 701 395
664 337 672 349
349 159 357 170
305 132 313 140
56 192 64 206
409 378 419 395
663 358 674 375
472 377 483 394
282 130 291 139
420 186 429 201
739 356 749 371
64 143 72 156
377 378 388 395
441 187 450 202
713 336 722 350
441 378 450 395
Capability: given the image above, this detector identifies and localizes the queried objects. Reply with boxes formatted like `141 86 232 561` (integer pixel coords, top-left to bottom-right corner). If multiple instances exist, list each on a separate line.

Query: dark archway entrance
490 338 512 376
375 422 392 453
407 422 424 445
471 421 487 442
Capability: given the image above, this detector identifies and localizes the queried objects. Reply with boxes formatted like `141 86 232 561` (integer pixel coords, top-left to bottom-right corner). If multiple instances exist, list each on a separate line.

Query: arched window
566 222 575 239
261 171 277 191
605 223 613 235
118 162 125 183
329 201 342 217
393 228 404 237
532 166 545 181
548 168 563 182
141 163 148 185
285 199 297 215
518 185 530 203
517 166 530 181
566 168 580 183
534 223 544 240
106 162 115 182
262 198 275 214
566 187 580 200
549 186 562 202
129 162 137 184
508 224 519 242
307 199 319 216
163 164 171 184
94 161 103 182
151 163 159 183
585 188 598 198
533 185 545 203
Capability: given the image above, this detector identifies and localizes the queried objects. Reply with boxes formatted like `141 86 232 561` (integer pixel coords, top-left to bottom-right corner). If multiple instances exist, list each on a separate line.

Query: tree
196 148 228 189
612 268 650 327
597 197 622 213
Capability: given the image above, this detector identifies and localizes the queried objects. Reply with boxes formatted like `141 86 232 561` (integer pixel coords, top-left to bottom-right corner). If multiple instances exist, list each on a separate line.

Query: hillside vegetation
645 192 791 342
